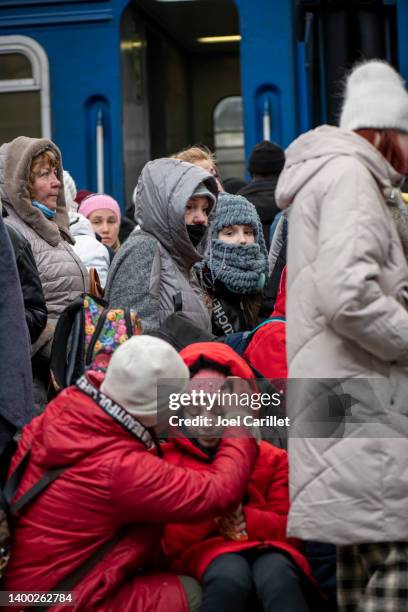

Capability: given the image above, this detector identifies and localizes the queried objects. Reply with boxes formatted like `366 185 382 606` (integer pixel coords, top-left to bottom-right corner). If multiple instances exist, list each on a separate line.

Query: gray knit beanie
210 192 265 243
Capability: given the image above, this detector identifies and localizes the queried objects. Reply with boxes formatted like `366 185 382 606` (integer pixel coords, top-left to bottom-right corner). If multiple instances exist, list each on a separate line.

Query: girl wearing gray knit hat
196 192 269 336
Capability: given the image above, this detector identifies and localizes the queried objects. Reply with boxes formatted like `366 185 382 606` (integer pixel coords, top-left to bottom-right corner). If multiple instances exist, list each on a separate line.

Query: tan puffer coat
276 125 408 545
0 137 87 323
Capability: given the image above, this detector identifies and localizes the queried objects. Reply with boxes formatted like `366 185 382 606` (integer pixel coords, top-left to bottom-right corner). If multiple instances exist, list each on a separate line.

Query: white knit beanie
340 60 408 133
100 335 189 427
63 170 78 213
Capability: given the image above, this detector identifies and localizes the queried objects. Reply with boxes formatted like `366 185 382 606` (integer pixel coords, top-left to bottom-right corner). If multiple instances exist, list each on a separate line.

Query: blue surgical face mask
32 200 56 220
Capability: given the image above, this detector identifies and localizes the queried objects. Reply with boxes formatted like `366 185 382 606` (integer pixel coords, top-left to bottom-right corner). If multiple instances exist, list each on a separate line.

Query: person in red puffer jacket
244 265 287 379
162 342 322 612
1 336 259 612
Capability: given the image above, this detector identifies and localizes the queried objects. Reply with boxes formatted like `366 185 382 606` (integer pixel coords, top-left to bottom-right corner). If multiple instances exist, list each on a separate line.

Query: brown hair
242 293 263 328
172 145 216 165
28 150 60 199
355 129 405 174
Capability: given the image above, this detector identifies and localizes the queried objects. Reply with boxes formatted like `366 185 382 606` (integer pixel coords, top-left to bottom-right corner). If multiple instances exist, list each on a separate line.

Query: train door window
214 96 244 180
0 36 50 144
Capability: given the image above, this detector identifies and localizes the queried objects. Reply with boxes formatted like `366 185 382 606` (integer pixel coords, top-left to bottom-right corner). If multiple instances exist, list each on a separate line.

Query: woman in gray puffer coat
0 137 87 408
105 158 217 332
276 60 408 611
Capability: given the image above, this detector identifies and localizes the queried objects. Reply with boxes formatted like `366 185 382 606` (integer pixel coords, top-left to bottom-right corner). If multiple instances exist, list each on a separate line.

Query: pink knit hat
79 194 121 222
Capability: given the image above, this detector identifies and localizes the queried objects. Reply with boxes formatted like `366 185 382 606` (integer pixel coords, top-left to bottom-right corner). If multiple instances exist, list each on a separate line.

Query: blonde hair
172 145 216 165
28 150 60 199
111 237 121 253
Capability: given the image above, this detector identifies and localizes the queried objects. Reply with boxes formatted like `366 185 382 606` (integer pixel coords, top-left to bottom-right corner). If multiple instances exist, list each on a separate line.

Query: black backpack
50 293 142 391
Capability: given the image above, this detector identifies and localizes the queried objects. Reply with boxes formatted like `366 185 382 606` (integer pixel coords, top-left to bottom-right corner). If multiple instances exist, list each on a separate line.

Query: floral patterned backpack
50 293 142 391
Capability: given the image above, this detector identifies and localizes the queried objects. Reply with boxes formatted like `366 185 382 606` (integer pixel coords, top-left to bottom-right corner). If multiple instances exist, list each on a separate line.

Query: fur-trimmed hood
0 136 72 246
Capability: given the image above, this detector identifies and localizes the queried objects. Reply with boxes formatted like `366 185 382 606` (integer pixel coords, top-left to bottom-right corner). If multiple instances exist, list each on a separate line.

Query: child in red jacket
162 342 321 612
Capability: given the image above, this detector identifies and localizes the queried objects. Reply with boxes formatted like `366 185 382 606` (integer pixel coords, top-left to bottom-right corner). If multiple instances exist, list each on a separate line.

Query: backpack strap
250 316 286 337
50 294 85 390
173 292 183 313
124 308 134 338
240 317 286 355
41 530 123 596
2 450 32 509
10 467 67 515
2 448 68 516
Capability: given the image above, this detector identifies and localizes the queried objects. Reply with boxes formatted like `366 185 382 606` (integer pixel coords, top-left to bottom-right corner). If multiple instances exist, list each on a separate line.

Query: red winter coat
161 438 312 582
165 342 311 582
2 371 258 612
244 266 287 379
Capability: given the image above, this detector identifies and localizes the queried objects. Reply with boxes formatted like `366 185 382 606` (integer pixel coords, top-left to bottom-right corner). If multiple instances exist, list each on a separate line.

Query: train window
0 53 32 81
0 36 50 144
213 95 244 180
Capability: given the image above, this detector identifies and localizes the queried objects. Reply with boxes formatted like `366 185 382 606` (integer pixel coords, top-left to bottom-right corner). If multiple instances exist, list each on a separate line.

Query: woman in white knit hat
275 60 408 611
3 335 259 611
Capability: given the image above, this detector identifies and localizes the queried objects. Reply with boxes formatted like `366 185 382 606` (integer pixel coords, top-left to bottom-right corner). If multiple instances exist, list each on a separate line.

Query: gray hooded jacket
105 158 218 332
276 125 408 545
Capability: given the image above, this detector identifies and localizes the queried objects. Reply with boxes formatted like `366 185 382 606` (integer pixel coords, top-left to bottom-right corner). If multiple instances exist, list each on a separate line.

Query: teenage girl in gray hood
105 158 218 332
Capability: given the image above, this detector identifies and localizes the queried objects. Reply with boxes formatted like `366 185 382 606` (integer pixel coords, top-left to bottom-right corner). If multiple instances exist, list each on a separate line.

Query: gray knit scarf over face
197 193 269 294
205 240 267 293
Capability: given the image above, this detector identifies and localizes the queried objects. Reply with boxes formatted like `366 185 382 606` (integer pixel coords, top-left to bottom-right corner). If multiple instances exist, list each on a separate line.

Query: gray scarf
198 239 267 294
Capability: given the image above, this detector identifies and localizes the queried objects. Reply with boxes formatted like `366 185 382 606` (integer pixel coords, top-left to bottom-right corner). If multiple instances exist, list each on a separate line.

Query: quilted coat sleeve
315 158 408 362
111 437 258 524
243 446 289 541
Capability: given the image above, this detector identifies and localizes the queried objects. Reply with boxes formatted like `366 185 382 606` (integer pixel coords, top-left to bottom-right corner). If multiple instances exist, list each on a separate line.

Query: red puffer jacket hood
180 341 255 379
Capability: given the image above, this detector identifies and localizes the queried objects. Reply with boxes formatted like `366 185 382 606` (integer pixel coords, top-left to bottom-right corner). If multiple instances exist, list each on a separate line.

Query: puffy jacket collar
276 125 404 211
0 137 72 246
30 371 150 470
135 158 218 270
180 342 255 379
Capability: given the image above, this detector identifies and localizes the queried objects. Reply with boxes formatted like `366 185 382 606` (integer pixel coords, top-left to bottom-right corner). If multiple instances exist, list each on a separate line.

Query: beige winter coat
0 137 87 323
276 125 408 544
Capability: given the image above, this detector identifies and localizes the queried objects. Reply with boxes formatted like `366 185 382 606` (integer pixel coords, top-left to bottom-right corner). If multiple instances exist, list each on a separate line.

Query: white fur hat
63 170 78 213
100 335 189 427
340 60 408 133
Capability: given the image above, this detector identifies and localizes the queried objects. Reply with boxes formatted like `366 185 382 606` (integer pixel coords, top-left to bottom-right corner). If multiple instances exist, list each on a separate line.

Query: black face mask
187 224 207 247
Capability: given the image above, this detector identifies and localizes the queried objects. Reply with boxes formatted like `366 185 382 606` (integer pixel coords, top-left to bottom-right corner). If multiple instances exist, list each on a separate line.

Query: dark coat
198 271 257 337
238 178 280 249
210 281 252 336
0 215 34 429
6 223 47 343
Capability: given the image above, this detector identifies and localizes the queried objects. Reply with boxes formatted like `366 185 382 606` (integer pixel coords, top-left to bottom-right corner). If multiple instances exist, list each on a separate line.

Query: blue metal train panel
0 0 128 206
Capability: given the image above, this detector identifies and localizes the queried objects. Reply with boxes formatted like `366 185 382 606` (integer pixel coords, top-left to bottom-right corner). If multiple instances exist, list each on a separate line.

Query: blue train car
0 0 407 214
